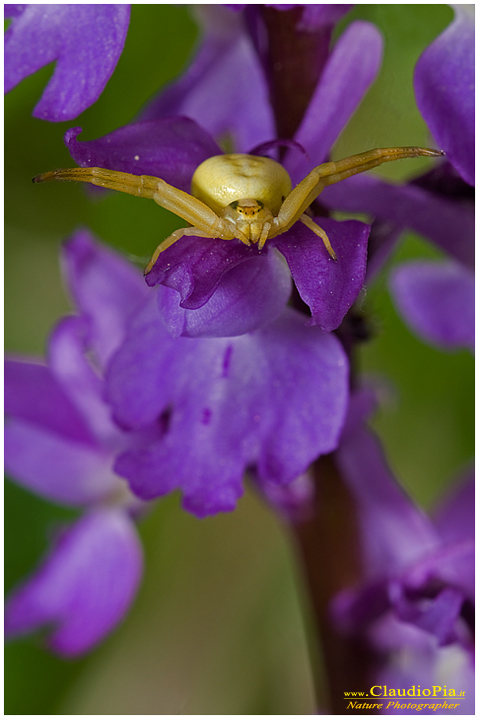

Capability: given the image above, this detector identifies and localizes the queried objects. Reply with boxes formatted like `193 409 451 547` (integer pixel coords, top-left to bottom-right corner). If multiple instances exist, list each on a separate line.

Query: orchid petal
5 5 130 121
390 261 475 353
5 509 142 656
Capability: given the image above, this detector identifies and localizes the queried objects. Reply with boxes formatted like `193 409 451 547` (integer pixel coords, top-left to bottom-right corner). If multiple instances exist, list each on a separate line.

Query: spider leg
257 222 272 251
145 227 221 275
311 146 444 188
152 179 226 234
299 214 337 261
34 167 229 236
33 167 161 198
272 146 443 235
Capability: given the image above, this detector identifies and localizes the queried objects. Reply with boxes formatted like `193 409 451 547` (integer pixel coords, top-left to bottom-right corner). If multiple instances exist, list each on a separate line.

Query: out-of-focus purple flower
386 7 475 354
330 392 474 709
139 5 275 154
322 7 474 246
414 6 474 187
106 294 349 517
390 7 475 359
4 5 130 121
140 5 353 152
253 470 315 523
4 229 151 656
390 260 475 354
321 8 474 357
4 508 142 657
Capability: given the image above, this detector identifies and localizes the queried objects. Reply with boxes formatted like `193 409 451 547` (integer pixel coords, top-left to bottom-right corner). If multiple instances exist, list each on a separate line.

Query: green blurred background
5 5 473 714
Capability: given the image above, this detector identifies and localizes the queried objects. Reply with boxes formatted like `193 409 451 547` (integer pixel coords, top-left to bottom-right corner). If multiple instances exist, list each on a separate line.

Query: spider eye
229 199 264 217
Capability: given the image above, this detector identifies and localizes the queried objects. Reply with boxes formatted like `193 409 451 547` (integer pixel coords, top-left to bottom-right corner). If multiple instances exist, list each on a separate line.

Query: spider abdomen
191 153 292 216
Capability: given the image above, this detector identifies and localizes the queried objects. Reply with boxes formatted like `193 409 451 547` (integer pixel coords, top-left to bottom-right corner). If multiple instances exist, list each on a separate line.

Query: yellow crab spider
34 146 443 275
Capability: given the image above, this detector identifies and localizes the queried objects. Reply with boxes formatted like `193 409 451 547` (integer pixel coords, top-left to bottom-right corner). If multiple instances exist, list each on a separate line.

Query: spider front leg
34 167 226 232
33 166 162 198
271 146 444 253
34 167 232 272
145 227 222 275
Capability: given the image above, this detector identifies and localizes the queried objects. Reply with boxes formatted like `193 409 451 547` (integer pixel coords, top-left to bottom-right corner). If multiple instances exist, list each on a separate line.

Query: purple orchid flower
330 391 474 710
390 258 475 354
4 5 130 121
414 6 474 188
4 229 152 656
4 228 350 657
321 7 474 355
7 226 349 523
105 290 349 517
55 11 383 337
389 7 475 355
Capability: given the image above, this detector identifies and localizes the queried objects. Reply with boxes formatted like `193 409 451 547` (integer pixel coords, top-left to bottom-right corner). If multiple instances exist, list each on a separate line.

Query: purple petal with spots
157 248 292 337
390 261 475 353
140 6 274 153
4 5 130 121
285 21 383 183
321 174 475 267
65 118 221 192
145 234 266 309
414 10 474 186
106 299 349 517
5 509 142 656
62 229 149 369
273 218 370 332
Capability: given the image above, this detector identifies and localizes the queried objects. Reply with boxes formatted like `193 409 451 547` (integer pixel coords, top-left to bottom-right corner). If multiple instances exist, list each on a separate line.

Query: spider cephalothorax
34 146 443 275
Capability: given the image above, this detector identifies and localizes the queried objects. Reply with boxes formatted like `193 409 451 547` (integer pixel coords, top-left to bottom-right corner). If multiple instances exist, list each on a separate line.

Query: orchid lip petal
106 300 349 516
